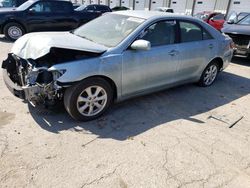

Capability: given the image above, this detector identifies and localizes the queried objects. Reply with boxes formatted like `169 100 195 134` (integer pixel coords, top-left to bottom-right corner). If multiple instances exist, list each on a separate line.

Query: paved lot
0 35 250 188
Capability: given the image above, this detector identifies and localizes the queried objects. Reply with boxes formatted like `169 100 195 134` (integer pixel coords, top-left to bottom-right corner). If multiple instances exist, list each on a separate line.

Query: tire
198 61 219 87
3 22 25 41
64 77 113 121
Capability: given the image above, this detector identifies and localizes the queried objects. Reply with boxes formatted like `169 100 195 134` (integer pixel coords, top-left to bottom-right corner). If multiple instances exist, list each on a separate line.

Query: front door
122 20 180 97
25 1 54 32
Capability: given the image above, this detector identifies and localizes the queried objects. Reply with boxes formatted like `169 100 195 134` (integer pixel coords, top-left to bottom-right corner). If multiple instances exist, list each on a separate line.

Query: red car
194 12 225 31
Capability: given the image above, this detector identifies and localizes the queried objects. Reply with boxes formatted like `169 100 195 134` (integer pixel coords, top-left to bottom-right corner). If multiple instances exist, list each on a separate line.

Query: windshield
75 5 86 11
73 14 145 47
16 0 34 10
238 15 250 25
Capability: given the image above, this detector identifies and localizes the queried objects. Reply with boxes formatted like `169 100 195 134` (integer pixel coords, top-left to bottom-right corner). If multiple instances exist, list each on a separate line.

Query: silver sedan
2 11 234 121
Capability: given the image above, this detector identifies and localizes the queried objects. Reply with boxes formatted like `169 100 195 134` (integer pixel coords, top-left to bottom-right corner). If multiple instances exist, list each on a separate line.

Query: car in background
0 0 106 40
0 0 26 8
75 4 112 14
72 3 80 9
154 7 174 13
222 12 250 58
2 11 233 121
194 12 225 31
111 6 129 11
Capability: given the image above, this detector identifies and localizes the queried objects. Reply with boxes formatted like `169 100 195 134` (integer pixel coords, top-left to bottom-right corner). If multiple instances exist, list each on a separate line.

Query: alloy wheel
203 64 218 86
76 86 108 116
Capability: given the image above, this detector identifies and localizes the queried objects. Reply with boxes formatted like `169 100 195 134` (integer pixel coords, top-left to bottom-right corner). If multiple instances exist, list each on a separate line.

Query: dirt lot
0 35 250 188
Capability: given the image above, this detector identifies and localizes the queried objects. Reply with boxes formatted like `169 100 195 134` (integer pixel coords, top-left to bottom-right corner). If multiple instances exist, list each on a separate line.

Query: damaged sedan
2 11 234 121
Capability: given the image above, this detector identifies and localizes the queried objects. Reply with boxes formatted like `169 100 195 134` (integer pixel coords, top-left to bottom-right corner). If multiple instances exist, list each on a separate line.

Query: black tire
198 61 219 87
3 22 25 41
64 77 113 121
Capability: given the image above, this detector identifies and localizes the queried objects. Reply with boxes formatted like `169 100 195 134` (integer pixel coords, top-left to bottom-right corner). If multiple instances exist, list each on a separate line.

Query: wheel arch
2 20 27 34
209 57 224 71
78 75 118 101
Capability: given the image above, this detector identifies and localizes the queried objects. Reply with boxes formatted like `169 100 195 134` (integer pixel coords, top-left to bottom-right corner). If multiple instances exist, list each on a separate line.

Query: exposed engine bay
2 48 101 106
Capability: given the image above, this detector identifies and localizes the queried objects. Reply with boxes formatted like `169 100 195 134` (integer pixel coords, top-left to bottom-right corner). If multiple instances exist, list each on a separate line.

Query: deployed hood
222 24 250 35
11 32 108 59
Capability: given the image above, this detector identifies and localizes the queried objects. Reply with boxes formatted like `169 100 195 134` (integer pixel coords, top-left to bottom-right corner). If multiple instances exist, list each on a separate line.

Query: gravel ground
0 35 250 188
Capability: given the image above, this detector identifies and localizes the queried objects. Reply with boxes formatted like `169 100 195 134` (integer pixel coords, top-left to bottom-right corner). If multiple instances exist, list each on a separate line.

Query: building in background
73 0 250 15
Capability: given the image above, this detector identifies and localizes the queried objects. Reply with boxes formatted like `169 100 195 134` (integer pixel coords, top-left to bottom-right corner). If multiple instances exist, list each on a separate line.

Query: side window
203 30 213 40
180 21 202 42
212 14 225 20
86 5 95 11
140 20 176 47
180 21 213 42
31 2 52 13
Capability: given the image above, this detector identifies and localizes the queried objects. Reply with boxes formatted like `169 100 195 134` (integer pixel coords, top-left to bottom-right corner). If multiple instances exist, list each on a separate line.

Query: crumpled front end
2 53 64 106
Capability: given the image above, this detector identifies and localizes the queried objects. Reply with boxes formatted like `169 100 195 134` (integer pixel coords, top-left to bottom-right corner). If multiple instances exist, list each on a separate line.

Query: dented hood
222 24 250 36
11 32 108 59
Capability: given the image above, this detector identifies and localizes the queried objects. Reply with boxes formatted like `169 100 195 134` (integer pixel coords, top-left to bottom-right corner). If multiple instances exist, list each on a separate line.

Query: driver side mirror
210 17 214 22
28 8 35 14
130 40 151 51
227 19 235 24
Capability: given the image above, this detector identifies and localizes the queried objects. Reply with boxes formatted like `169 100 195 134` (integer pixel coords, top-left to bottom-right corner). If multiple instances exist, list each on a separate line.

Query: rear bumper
2 69 25 99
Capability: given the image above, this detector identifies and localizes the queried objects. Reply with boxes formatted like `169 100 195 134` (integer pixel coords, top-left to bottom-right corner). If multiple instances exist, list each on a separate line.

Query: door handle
168 50 179 56
208 44 214 49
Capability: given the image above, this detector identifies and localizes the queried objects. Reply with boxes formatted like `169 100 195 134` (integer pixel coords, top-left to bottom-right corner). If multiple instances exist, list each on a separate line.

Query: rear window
212 14 225 20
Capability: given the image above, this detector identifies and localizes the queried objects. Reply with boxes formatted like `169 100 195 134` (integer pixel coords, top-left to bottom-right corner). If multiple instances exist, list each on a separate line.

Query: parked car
0 0 104 41
194 12 225 31
0 0 27 8
111 6 129 11
154 7 174 13
222 12 250 57
226 11 249 24
75 4 112 14
2 11 233 121
72 3 80 9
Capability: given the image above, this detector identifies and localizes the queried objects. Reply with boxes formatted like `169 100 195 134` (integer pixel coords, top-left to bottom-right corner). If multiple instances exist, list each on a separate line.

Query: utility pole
226 0 232 17
168 0 171 8
191 0 196 16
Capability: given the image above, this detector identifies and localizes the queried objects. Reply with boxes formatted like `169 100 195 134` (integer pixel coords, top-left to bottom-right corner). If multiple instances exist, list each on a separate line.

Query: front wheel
198 62 219 87
64 78 113 121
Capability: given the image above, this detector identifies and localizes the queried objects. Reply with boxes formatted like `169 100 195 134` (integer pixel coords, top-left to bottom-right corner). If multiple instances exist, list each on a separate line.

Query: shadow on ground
0 36 13 43
28 71 250 140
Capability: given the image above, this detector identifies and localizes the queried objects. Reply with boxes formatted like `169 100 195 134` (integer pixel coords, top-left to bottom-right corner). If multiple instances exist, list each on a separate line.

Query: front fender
51 54 123 98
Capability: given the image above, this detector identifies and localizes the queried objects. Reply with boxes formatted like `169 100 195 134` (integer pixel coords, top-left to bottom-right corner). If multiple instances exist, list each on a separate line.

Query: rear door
122 20 180 96
49 1 78 31
26 1 77 32
176 20 217 81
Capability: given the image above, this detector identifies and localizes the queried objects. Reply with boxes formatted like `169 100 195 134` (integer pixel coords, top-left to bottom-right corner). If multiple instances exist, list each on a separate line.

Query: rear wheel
64 78 113 121
3 22 25 41
198 61 219 87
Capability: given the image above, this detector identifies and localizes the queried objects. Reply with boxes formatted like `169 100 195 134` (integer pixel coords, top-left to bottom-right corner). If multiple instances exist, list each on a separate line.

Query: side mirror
227 19 235 24
130 40 151 51
28 8 35 14
210 17 214 22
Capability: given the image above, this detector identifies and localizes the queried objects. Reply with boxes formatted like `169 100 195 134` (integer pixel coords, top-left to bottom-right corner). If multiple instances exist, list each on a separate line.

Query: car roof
112 10 188 20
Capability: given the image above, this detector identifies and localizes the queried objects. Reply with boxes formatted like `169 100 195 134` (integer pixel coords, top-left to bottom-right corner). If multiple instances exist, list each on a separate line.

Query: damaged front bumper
2 68 26 99
2 53 63 105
